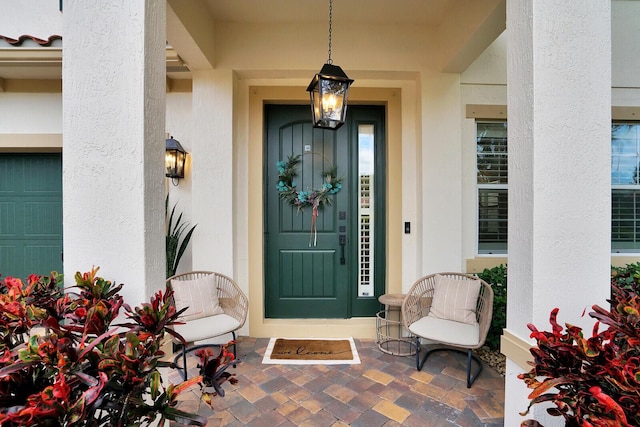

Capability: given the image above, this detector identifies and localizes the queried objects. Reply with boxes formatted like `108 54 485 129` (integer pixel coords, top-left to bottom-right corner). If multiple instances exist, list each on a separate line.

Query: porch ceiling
169 0 506 74
205 0 453 25
0 0 505 83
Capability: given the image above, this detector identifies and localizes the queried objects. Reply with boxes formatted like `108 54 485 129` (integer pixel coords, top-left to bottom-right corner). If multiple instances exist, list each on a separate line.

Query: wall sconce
165 136 187 184
306 0 354 130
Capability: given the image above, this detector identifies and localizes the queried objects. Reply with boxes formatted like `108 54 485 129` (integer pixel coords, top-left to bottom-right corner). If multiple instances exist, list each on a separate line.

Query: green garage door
0 154 63 281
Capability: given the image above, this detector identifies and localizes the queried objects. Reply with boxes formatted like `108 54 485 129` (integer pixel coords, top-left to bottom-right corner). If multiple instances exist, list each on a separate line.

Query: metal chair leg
182 346 188 380
465 349 483 388
415 344 483 388
172 345 188 381
415 337 426 370
232 332 237 368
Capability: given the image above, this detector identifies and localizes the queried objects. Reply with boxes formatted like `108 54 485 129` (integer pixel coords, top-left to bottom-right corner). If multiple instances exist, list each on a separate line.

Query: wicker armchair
401 272 493 387
166 271 248 380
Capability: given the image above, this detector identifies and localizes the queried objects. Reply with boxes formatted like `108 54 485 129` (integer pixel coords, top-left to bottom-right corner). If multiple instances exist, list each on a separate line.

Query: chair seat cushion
409 316 480 347
173 313 241 343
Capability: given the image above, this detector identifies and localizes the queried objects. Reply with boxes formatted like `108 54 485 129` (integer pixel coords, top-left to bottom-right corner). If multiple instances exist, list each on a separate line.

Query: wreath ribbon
276 153 343 246
310 202 319 247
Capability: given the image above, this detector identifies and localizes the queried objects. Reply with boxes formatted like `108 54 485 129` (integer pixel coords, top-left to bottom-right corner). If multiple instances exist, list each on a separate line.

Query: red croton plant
518 271 640 427
0 267 238 426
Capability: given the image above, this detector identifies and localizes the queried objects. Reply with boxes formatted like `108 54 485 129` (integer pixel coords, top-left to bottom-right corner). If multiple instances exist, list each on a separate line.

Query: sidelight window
358 124 375 297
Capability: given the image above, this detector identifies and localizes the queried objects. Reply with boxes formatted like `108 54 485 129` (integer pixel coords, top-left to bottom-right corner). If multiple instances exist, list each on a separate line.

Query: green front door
265 105 385 318
0 154 63 281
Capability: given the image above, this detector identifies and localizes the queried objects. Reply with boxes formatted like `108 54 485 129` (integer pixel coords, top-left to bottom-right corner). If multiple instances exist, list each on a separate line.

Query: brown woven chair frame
166 271 248 380
401 272 494 387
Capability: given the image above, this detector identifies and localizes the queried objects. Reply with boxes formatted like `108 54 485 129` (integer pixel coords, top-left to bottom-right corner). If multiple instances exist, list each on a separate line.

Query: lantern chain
327 0 333 64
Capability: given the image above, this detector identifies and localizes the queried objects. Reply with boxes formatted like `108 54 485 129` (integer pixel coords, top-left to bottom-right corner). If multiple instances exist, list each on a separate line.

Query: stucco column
421 71 464 272
504 1 611 426
62 0 166 306
190 69 235 276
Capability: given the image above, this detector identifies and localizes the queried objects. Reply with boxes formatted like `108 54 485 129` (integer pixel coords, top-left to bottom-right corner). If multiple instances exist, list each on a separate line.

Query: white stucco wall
0 0 62 39
461 31 508 86
462 0 640 88
190 70 235 276
0 93 62 134
62 0 166 307
505 2 611 427
612 0 640 89
612 1 640 110
165 92 195 275
421 71 465 273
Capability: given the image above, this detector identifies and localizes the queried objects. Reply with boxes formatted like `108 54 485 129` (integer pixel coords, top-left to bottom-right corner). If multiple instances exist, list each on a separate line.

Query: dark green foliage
476 265 507 350
166 196 197 278
476 263 639 351
611 262 640 294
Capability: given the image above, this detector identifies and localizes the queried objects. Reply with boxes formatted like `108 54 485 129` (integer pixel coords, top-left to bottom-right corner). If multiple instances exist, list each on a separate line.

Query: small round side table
376 293 416 356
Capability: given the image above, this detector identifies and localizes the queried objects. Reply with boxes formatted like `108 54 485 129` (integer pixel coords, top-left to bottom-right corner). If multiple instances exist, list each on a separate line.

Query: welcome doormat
262 337 361 365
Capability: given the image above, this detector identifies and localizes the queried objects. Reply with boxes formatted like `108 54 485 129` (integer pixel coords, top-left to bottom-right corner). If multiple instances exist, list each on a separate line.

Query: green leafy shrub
611 262 640 294
476 264 507 350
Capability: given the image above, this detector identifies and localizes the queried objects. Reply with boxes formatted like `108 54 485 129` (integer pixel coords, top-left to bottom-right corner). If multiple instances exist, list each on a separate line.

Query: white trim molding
501 329 533 371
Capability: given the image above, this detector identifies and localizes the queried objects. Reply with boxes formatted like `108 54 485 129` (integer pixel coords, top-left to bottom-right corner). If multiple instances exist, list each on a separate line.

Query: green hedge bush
611 261 640 294
477 262 640 352
476 265 507 350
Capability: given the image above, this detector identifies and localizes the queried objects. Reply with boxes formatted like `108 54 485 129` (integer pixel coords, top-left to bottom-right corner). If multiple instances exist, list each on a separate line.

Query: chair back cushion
427 274 481 325
171 274 225 321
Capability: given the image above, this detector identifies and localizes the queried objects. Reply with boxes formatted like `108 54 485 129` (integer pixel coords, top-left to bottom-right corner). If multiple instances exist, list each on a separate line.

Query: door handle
339 234 346 265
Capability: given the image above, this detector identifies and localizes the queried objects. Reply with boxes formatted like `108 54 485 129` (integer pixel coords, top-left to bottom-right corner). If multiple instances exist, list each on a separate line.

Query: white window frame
476 120 508 255
468 105 640 257
612 122 640 254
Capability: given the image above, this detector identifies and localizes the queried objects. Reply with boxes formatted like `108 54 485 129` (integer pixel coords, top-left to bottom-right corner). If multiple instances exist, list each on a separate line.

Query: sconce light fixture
306 0 354 130
165 136 187 184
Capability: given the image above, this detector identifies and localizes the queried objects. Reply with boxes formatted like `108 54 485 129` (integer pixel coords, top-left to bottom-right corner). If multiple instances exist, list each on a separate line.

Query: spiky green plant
165 196 197 278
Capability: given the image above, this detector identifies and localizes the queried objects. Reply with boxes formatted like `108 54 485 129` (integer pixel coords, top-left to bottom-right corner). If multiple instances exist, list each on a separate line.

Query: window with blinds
475 120 640 255
612 123 640 252
477 121 508 254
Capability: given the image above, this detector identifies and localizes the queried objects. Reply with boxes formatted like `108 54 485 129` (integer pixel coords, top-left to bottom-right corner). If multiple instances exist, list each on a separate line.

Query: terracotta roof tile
0 35 62 46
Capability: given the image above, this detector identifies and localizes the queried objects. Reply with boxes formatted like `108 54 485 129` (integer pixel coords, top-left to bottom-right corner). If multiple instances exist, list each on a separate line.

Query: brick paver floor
167 337 505 426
